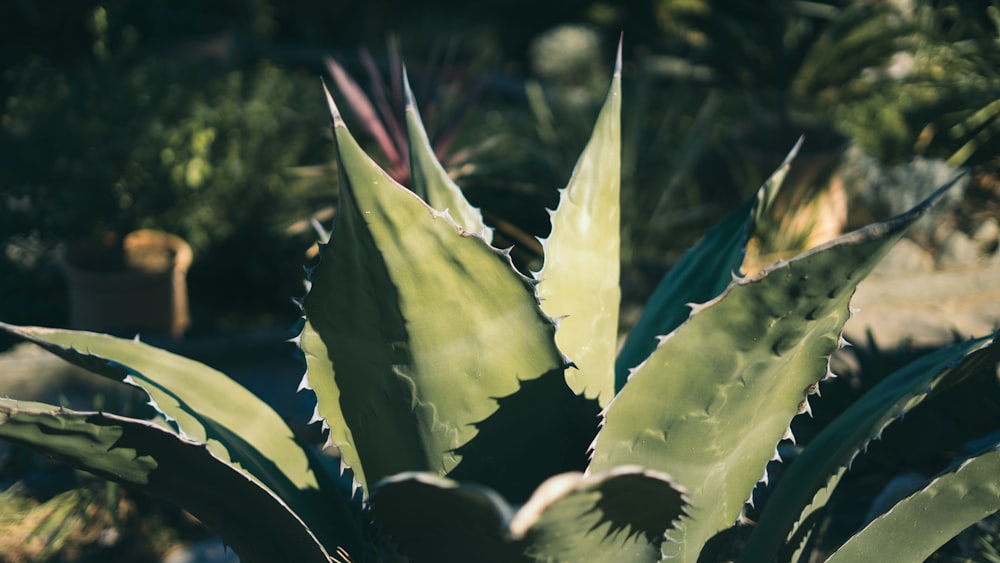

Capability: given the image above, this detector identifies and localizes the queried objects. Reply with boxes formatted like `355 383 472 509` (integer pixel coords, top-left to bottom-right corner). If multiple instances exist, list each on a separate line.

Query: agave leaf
590 184 955 563
371 467 687 563
741 332 1000 563
614 140 799 390
0 399 333 563
614 199 748 390
324 55 403 168
0 322 362 557
509 466 688 562
826 443 1000 563
370 472 523 562
536 46 622 407
403 68 490 239
303 85 569 495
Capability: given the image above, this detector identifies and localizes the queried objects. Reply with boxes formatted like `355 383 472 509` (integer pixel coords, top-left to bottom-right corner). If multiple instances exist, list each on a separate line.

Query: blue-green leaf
614 141 799 390
742 332 999 562
827 443 1000 562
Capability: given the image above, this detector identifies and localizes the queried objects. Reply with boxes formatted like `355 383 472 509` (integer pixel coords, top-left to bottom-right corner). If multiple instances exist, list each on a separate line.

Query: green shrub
1 41 331 327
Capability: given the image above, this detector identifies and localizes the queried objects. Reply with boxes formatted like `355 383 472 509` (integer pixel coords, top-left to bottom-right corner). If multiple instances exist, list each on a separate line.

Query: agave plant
1 47 998 563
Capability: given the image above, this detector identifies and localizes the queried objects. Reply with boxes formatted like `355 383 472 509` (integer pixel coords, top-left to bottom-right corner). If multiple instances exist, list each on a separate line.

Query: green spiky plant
1 47 999 563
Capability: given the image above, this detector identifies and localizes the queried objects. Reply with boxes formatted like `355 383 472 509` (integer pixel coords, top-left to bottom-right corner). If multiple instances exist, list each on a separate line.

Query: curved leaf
303 85 568 494
371 467 687 563
0 323 362 557
742 332 1000 563
509 467 687 562
0 400 333 563
371 472 522 562
826 444 1000 563
536 46 621 407
614 199 749 390
590 184 955 562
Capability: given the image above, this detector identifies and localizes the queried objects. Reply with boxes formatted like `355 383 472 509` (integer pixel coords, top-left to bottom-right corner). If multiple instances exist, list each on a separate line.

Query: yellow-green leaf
537 46 622 407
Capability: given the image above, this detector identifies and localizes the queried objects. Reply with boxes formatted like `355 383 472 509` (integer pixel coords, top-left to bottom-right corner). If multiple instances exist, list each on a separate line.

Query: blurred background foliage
2 2 1000 560
2 0 998 339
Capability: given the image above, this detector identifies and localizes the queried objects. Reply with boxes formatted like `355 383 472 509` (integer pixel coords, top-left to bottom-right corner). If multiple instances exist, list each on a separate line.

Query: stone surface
936 230 983 268
869 237 935 278
973 217 999 252
845 263 1000 349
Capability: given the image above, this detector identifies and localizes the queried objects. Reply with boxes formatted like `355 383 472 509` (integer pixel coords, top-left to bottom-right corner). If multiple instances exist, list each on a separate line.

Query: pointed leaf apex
785 135 805 168
321 80 345 128
614 36 623 76
310 216 330 242
402 65 416 111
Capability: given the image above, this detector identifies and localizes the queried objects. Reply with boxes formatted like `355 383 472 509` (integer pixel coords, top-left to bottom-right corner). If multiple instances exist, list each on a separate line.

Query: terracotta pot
63 230 192 338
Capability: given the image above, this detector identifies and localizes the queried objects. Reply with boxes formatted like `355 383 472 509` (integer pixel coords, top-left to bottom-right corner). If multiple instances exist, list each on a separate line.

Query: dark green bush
1 13 332 331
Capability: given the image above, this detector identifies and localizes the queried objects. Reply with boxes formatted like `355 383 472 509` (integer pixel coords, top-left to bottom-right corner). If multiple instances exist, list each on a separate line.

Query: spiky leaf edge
826 442 1000 562
300 83 572 499
371 466 688 562
591 182 957 562
614 139 802 391
0 400 335 563
741 331 1000 562
403 67 491 239
0 322 363 556
536 43 622 407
